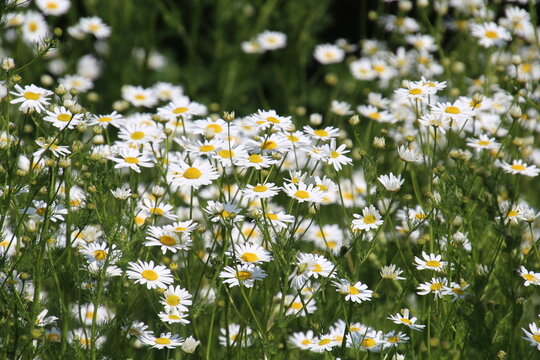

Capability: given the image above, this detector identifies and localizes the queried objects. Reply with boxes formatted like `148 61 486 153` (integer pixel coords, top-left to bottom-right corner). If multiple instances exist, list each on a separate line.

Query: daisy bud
222 111 235 122
10 74 22 83
398 1 412 12
509 105 522 120
368 11 377 20
452 62 464 73
472 92 483 106
113 100 129 112
92 135 105 145
417 0 429 7
151 185 165 197
511 55 521 65
182 336 200 353
196 224 206 234
87 92 99 102
349 114 360 125
309 113 323 126
58 158 71 168
55 85 67 96
45 159 56 167
40 74 54 86
373 136 385 149
295 106 306 116
1 57 15 71
203 127 215 140
324 73 338 86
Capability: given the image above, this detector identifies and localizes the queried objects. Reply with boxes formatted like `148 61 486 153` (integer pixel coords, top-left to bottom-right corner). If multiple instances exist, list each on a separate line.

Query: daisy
417 278 450 298
289 331 315 350
237 153 278 169
414 251 447 272
322 143 352 171
26 200 67 223
58 74 93 93
352 205 383 231
418 113 452 132
357 104 395 123
157 96 205 121
248 109 293 131
289 253 335 289
90 111 124 128
122 85 157 108
257 30 287 50
378 173 404 192
204 201 244 223
145 227 188 254
310 334 338 352
219 324 253 347
331 100 353 116
214 144 249 167
79 16 111 39
43 106 83 130
522 322 540 351
229 243 273 264
158 309 190 325
10 84 53 113
496 159 540 177
108 148 154 173
471 22 511 47
397 145 423 163
383 331 410 349
168 220 198 234
124 321 152 338
167 159 219 189
394 82 432 101
303 125 340 141
141 332 183 349
111 184 131 200
22 11 49 44
242 183 280 199
152 82 184 101
448 281 469 301
126 260 174 289
72 303 109 326
351 330 386 352
34 138 71 158
219 264 267 288
350 58 376 80
80 242 120 265
388 308 425 331
431 101 474 122
518 266 540 286
282 182 324 203
466 134 500 151
191 117 229 137
262 210 295 229
161 285 192 312
248 133 292 154
284 294 317 317
333 279 373 303
314 44 345 64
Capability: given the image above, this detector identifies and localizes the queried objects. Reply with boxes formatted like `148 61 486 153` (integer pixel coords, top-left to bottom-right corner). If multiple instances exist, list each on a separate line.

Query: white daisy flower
126 260 174 289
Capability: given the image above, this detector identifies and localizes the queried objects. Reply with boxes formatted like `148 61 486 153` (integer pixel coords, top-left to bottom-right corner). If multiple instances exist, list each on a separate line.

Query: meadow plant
1 0 540 359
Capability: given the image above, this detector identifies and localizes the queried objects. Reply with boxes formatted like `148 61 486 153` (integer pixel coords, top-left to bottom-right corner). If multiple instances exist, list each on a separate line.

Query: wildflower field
2 0 540 359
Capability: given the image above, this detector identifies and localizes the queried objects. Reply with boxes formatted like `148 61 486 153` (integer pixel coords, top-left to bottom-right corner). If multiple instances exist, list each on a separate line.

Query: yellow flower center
166 295 180 306
142 270 158 281
445 106 461 114
508 210 519 217
261 140 277 150
28 22 38 32
400 318 412 325
318 338 331 345
24 92 41 100
317 184 328 191
294 190 310 199
86 311 94 319
533 334 540 344
314 129 329 137
241 252 259 262
524 274 537 282
99 116 112 123
149 207 165 215
477 140 491 146
290 302 303 310
349 286 360 295
218 150 234 158
266 213 278 220
312 264 322 272
134 94 146 100
207 124 223 133
183 167 202 179
253 185 268 192
199 145 215 152
249 154 263 163
57 113 72 122
168 314 181 320
511 164 526 171
415 213 427 220
124 157 139 164
363 214 376 224
331 151 340 158
430 282 443 291
173 107 188 114
426 260 441 268
409 88 423 95
155 337 171 345
93 250 107 261
369 112 381 120
267 116 280 123
46 333 60 341
160 235 176 246
361 338 377 347
287 135 299 142
130 131 145 140
236 271 252 280
301 339 313 345
484 30 498 39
